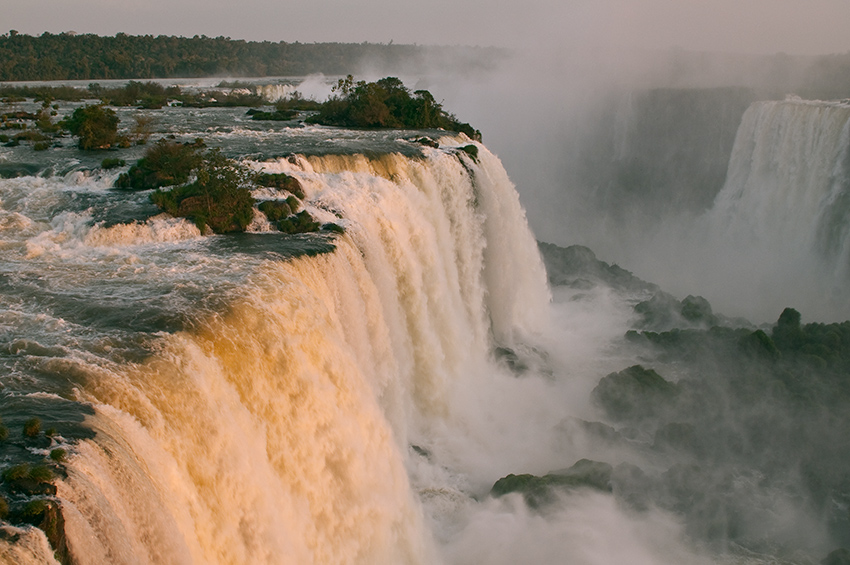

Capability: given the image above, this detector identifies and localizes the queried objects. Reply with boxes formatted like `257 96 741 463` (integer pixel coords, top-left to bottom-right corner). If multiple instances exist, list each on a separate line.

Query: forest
0 31 501 81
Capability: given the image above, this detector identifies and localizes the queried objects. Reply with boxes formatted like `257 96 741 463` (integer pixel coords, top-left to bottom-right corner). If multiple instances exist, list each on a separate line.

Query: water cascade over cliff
0 140 550 563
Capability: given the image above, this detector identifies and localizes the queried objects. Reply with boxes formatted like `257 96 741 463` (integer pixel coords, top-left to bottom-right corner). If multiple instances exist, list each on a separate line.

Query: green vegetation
308 76 480 139
115 139 205 190
247 108 296 121
255 172 304 198
276 210 322 234
0 32 500 81
150 149 254 233
101 157 126 170
60 104 119 150
22 417 41 438
1 463 55 496
258 200 294 222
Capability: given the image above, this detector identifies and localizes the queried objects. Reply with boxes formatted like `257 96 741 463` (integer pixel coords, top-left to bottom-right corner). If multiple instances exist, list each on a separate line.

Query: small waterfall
52 143 550 563
254 84 298 102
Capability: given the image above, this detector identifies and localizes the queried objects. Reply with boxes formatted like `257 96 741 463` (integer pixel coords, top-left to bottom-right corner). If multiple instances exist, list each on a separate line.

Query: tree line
0 31 501 82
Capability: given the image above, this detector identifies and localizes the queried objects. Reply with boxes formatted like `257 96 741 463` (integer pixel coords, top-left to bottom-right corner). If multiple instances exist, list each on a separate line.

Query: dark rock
15 499 71 565
412 136 438 148
823 548 850 565
537 241 658 294
680 295 718 326
459 144 479 162
321 222 345 234
653 422 700 453
491 459 613 508
592 365 678 422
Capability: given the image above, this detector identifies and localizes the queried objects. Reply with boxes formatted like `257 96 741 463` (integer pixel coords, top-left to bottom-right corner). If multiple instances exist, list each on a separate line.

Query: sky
2 0 850 56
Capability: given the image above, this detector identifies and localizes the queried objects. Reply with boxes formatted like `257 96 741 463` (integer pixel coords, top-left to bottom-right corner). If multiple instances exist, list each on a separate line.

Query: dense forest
0 31 502 81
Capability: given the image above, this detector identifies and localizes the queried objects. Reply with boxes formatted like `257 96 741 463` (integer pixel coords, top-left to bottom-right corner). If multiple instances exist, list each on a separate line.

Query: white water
703 98 850 319
617 98 850 322
47 143 559 563
709 99 850 264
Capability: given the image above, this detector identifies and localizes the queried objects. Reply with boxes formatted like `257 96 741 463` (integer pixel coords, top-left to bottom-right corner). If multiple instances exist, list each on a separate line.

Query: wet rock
491 459 613 508
591 365 678 422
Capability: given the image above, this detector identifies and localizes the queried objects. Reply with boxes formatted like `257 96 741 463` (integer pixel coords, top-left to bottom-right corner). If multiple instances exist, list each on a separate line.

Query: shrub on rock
150 149 254 234
61 104 119 150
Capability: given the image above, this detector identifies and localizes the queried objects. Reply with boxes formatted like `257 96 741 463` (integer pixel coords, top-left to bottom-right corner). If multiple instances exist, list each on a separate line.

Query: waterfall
689 98 850 320
49 142 550 564
708 99 850 272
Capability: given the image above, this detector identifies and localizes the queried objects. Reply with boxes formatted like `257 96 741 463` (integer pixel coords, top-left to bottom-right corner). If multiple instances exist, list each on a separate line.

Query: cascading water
634 98 850 322
0 135 551 563
708 98 850 269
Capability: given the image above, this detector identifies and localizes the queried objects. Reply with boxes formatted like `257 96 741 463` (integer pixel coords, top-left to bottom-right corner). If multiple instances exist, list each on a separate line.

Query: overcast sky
2 0 850 55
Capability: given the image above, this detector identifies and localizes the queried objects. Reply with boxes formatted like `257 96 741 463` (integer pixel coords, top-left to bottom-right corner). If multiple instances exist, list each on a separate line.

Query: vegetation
101 157 126 170
0 32 500 81
115 139 205 190
247 108 296 121
258 200 295 222
60 104 119 149
255 172 304 198
276 210 322 234
308 76 480 139
22 417 41 438
150 148 254 233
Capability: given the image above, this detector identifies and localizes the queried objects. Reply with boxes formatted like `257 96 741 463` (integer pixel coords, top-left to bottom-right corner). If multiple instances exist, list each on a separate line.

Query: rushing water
0 101 562 563
3 88 849 564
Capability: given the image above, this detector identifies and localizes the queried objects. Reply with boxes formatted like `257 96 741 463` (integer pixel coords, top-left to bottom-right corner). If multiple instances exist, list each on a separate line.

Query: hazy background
6 0 850 323
3 0 850 55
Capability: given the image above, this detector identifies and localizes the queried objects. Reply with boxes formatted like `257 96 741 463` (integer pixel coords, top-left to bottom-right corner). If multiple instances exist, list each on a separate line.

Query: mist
4 2 850 563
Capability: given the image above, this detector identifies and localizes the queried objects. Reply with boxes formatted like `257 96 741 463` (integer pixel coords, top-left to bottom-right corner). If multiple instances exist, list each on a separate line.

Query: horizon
3 0 850 57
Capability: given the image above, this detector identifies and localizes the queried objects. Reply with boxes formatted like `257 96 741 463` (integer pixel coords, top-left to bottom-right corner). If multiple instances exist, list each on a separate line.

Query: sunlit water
0 94 833 564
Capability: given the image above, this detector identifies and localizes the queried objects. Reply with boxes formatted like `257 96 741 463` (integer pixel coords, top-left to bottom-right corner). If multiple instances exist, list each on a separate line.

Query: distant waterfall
708 99 850 275
689 98 850 319
52 143 550 564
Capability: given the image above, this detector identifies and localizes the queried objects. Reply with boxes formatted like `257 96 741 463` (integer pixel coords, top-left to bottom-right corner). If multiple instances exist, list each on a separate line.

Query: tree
61 104 119 149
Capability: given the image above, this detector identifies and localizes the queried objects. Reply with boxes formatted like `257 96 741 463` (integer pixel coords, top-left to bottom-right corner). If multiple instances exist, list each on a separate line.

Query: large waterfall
0 140 551 563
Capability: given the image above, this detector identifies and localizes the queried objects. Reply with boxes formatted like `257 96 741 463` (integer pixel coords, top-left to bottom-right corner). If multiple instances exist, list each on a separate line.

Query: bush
255 172 304 198
150 149 255 233
247 108 296 121
277 210 321 234
101 157 126 170
115 139 204 190
258 200 292 221
61 104 119 150
23 417 41 438
308 76 481 139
